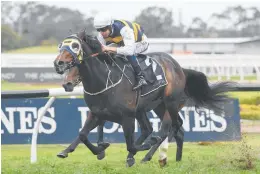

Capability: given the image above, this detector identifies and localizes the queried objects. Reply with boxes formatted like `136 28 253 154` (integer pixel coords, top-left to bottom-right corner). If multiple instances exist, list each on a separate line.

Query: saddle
114 54 168 96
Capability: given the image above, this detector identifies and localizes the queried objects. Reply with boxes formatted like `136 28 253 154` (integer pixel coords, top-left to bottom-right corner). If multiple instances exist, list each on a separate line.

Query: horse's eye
58 43 62 50
72 42 79 51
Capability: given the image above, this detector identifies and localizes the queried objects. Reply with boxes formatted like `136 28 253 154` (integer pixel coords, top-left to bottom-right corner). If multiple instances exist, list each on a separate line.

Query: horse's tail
182 68 237 114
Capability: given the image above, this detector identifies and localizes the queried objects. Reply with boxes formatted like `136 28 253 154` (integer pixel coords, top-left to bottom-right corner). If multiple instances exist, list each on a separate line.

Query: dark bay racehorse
54 30 236 166
57 66 184 167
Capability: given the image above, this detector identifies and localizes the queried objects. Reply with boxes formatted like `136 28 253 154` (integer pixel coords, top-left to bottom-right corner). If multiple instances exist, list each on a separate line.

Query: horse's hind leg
158 137 169 167
156 117 184 167
151 103 170 165
141 109 172 163
141 100 184 166
168 114 184 161
141 103 168 163
174 123 184 161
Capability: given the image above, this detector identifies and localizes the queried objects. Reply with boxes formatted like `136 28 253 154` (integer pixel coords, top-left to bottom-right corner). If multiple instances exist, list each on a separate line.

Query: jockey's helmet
94 13 113 29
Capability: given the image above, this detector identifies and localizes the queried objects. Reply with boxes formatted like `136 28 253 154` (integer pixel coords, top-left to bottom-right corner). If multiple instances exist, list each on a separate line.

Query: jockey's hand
101 45 109 52
101 45 117 53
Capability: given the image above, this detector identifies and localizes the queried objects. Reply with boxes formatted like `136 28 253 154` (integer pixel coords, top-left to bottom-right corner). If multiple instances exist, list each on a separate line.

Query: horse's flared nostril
56 69 64 74
58 61 64 65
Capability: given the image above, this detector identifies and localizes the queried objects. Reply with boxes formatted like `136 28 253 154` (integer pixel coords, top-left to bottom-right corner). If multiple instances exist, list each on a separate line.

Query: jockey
93 13 149 90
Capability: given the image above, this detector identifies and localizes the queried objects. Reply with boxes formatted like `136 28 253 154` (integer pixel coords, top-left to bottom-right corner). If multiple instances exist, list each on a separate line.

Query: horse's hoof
57 152 68 158
126 157 135 167
176 154 182 161
97 151 105 160
141 156 152 163
98 142 110 150
158 158 167 167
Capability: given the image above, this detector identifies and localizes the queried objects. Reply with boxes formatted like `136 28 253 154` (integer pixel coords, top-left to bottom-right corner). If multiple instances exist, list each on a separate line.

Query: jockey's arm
104 26 135 55
97 32 106 45
117 26 135 55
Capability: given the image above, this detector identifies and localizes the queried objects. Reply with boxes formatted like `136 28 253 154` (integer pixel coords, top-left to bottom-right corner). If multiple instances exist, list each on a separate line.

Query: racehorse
54 30 236 167
58 66 183 167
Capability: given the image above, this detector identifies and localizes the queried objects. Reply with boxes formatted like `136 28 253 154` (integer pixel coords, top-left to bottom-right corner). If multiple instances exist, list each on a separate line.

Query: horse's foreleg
97 120 105 145
79 113 110 155
57 116 108 159
134 111 153 146
96 120 109 160
57 136 81 158
122 117 137 167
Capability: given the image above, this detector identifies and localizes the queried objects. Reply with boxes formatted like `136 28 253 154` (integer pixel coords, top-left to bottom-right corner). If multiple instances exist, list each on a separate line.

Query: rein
81 52 100 61
83 51 132 85
106 53 132 83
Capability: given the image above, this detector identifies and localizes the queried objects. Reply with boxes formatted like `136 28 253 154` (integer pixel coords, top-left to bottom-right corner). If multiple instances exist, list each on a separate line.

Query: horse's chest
84 95 117 114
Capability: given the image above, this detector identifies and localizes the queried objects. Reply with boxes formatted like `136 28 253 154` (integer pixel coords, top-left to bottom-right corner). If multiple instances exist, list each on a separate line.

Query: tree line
1 2 260 51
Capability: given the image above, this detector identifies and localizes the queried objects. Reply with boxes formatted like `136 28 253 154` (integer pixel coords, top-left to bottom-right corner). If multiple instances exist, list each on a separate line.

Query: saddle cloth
135 55 168 96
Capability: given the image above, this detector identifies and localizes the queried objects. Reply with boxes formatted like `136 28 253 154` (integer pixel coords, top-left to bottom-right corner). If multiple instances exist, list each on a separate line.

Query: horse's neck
79 55 118 93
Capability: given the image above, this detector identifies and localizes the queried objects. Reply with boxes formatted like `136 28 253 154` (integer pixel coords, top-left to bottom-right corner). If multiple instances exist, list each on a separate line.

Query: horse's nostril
58 61 64 65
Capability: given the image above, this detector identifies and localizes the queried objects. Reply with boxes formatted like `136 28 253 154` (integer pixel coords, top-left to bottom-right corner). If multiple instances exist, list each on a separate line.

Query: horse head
54 29 102 75
54 30 102 91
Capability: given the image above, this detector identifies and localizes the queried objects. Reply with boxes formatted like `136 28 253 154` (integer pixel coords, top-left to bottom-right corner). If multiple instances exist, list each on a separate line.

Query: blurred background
1 1 260 124
2 1 260 51
1 0 260 123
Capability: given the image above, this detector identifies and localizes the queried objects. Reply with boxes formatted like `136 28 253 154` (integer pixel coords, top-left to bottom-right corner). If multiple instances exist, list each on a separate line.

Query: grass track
2 133 260 174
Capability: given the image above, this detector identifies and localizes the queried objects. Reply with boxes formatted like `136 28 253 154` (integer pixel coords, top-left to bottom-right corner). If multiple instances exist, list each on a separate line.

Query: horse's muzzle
62 82 74 92
54 60 67 74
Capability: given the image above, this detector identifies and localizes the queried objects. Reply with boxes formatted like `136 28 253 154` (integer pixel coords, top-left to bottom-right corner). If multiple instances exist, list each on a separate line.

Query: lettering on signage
178 109 191 131
39 73 63 82
24 73 38 80
1 107 56 134
191 109 227 132
1 73 16 80
1 106 227 135
78 107 227 134
77 107 139 133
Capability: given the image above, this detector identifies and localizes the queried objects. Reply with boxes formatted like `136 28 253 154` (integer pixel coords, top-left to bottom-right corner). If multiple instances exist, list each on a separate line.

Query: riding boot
127 55 148 90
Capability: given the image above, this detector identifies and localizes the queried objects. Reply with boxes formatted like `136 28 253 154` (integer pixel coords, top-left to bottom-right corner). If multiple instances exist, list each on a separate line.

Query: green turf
2 133 260 174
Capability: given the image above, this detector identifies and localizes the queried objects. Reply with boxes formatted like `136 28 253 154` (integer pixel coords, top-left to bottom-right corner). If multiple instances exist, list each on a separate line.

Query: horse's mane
85 35 102 54
77 30 116 64
77 30 102 54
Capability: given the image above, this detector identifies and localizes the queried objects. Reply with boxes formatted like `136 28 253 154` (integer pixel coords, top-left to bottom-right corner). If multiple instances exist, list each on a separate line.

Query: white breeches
133 35 149 54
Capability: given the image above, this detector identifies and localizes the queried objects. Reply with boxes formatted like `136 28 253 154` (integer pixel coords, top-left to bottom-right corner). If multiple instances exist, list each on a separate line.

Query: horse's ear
78 29 86 41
